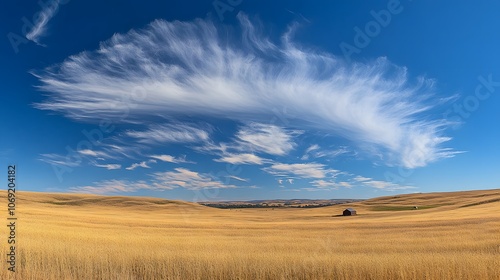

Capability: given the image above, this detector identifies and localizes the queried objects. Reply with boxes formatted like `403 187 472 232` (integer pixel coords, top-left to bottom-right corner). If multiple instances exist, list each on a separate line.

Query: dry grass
1 189 499 279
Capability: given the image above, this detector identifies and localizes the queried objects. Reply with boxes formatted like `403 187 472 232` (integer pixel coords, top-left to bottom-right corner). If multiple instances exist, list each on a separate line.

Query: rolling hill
1 189 499 279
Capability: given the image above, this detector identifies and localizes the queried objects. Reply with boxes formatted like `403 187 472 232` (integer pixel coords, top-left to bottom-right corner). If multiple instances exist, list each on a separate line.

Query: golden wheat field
1 189 499 280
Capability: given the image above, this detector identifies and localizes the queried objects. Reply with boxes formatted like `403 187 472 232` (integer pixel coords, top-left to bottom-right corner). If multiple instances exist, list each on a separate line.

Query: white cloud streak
197 123 292 164
39 153 80 167
361 180 416 191
94 163 122 170
264 163 337 179
215 153 266 165
26 0 61 44
354 176 372 182
309 176 415 192
150 154 194 164
34 14 456 168
126 160 156 170
78 149 110 158
301 147 315 160
152 168 238 190
71 167 239 194
70 180 152 194
227 175 248 182
301 145 349 160
234 123 301 156
311 180 352 189
126 123 210 144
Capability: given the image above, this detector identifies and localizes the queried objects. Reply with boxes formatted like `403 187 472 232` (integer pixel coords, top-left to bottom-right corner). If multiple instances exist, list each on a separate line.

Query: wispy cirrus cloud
97 143 141 159
354 176 372 182
93 163 122 170
38 137 146 172
39 153 80 167
78 149 110 158
34 14 457 168
26 0 62 45
196 123 295 165
311 180 352 189
126 123 210 144
234 123 301 156
126 159 157 170
263 163 338 179
70 180 152 194
152 168 238 190
227 175 248 182
303 144 320 156
150 154 194 164
215 153 267 165
301 144 350 160
71 167 239 194
361 180 416 191
308 176 415 192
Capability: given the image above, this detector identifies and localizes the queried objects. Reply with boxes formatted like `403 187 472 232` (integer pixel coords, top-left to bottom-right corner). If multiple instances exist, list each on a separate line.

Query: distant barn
343 208 357 216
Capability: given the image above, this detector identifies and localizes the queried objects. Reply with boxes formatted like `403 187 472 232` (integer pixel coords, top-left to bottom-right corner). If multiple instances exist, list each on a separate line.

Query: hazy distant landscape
3 189 499 279
200 199 363 209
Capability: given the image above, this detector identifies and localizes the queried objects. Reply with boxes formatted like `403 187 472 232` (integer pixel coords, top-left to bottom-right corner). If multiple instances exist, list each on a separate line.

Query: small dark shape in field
370 205 440 211
343 208 357 216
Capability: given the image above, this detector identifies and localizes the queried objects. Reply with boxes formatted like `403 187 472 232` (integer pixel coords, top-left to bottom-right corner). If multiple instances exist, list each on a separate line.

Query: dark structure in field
343 208 357 216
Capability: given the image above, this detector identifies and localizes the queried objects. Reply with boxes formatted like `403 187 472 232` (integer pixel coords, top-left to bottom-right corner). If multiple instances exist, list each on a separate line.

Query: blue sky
1 0 499 201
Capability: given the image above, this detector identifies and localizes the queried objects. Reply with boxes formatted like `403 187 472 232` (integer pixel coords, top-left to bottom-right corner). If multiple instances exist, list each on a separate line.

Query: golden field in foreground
1 189 499 279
